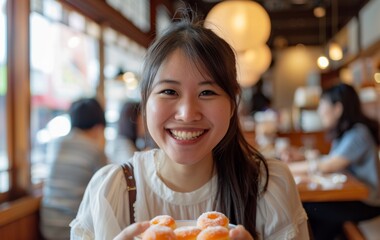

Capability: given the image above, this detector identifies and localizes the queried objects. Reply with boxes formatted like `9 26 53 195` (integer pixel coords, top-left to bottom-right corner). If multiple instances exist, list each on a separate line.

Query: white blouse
70 149 309 240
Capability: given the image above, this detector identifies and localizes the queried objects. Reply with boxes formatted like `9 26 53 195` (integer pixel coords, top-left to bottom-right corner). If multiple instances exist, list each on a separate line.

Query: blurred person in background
249 78 271 115
283 83 380 240
107 101 148 164
40 97 108 240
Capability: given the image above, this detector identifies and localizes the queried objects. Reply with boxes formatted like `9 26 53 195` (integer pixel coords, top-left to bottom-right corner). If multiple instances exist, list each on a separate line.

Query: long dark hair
321 83 379 145
140 14 268 238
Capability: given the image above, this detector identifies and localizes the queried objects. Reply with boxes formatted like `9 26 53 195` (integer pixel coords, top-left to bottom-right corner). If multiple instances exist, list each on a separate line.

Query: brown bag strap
121 162 136 224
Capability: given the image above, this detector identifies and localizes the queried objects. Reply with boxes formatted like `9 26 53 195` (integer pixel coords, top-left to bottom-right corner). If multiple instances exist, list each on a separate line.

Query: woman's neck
156 152 215 193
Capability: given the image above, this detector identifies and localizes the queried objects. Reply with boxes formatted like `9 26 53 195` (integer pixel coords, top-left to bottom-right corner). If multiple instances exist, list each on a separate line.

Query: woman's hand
114 221 150 240
229 225 254 240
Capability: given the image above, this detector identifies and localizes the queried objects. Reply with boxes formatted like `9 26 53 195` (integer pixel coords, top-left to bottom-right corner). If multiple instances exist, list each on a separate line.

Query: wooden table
296 173 369 202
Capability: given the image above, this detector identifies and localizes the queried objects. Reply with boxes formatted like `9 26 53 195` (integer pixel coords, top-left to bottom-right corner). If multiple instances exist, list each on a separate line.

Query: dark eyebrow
153 79 216 87
152 79 180 88
199 80 215 86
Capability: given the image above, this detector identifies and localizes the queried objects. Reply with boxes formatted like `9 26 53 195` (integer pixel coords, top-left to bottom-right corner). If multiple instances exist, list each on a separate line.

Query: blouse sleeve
256 159 309 240
70 164 131 240
330 124 372 164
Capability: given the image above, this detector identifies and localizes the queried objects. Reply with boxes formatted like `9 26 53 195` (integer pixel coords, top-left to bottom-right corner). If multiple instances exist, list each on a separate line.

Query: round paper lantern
205 0 271 51
236 55 260 88
236 45 271 87
236 63 260 88
240 45 272 74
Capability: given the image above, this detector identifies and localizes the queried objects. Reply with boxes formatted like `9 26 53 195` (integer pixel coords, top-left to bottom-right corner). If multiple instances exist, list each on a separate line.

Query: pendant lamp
205 0 271 51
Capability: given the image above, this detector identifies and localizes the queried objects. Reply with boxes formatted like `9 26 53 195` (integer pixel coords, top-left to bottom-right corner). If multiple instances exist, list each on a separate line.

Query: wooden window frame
3 0 31 202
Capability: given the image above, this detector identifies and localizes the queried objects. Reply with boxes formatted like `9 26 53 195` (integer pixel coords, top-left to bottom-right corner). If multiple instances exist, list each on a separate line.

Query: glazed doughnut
196 226 229 240
196 211 229 230
150 215 177 230
174 226 202 240
142 225 177 240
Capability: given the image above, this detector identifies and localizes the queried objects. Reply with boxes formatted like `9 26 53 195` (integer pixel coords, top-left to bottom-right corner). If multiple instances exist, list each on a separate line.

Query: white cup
305 149 320 176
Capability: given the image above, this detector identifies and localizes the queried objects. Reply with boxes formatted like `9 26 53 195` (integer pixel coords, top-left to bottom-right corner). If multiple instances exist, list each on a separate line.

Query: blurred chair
343 216 380 240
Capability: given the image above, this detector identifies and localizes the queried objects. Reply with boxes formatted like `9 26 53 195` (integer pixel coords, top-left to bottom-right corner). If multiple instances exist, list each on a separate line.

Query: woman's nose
174 98 202 122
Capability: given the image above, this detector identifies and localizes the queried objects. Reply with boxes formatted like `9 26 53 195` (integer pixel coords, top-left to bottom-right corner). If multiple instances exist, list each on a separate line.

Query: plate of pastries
136 211 236 240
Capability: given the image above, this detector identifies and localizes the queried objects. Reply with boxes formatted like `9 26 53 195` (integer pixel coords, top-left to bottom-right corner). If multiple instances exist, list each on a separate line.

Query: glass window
0 0 8 193
103 28 146 158
156 5 171 36
106 0 150 32
29 6 100 184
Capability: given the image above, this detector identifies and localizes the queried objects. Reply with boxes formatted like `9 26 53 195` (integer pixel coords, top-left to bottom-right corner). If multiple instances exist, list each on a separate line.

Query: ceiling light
328 0 343 61
317 55 329 70
374 73 380 83
205 1 271 51
328 41 343 61
313 7 325 18
236 45 272 87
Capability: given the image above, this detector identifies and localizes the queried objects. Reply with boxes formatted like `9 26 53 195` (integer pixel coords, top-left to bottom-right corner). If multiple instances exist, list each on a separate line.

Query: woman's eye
160 89 177 95
200 90 217 96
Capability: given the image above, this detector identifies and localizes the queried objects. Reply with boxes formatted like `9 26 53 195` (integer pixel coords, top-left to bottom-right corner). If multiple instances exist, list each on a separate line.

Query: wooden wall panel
277 130 331 155
0 213 41 240
243 130 331 155
0 196 42 240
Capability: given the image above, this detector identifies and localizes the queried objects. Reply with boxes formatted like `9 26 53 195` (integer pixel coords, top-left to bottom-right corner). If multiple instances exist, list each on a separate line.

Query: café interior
1 0 380 239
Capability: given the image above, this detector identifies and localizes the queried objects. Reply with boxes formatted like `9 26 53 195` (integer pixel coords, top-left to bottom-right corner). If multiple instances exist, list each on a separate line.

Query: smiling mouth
169 130 206 140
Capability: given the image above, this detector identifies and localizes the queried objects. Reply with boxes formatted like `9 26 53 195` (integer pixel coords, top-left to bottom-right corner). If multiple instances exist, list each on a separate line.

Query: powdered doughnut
196 226 229 240
174 226 202 240
142 225 177 240
150 215 177 230
196 211 229 230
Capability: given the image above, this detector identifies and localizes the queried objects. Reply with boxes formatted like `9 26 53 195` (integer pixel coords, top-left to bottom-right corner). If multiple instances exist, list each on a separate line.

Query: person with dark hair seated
40 97 108 240
284 83 380 240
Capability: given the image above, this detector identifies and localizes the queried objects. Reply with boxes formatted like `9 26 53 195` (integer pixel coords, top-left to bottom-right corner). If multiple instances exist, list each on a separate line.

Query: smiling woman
70 11 309 240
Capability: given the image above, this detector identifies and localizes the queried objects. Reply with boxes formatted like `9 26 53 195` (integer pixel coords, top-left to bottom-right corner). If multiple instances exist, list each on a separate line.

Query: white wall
272 45 322 109
360 0 380 50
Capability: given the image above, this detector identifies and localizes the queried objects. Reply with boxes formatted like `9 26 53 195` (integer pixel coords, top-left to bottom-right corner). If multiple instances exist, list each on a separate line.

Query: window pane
103 31 146 160
0 0 9 193
156 5 171 36
106 0 150 32
29 9 99 184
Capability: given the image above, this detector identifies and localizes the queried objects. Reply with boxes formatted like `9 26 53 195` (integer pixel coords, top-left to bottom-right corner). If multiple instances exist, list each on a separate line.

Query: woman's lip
166 127 207 131
166 129 208 142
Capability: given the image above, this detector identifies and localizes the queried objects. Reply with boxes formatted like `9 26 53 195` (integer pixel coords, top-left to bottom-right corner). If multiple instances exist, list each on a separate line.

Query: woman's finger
229 225 254 240
114 221 150 240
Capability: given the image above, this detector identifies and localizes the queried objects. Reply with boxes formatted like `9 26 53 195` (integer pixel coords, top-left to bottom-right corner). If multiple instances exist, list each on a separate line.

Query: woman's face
317 98 342 129
146 49 232 166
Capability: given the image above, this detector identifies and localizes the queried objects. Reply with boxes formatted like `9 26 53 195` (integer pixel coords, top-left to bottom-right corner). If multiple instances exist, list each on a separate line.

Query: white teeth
170 130 204 140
